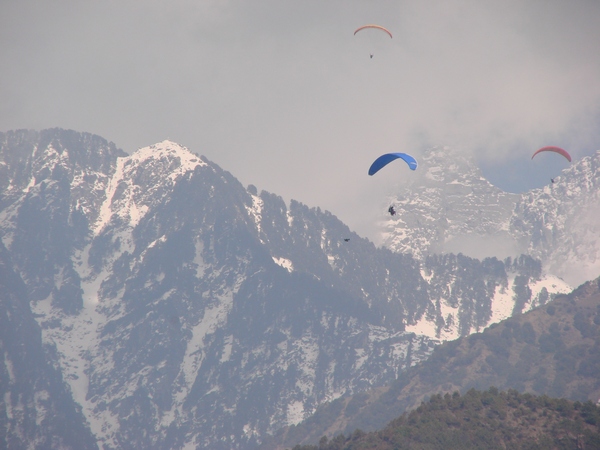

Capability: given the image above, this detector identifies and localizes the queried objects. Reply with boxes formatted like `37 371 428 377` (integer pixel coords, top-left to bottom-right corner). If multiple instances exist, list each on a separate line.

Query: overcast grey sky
2 0 600 240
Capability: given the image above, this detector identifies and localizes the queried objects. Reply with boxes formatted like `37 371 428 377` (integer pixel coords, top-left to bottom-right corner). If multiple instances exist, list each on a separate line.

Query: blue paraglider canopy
368 153 418 175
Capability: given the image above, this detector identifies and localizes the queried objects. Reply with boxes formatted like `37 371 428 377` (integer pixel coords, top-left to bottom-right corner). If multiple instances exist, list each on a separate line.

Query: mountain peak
421 145 464 162
131 140 206 174
419 146 490 186
93 140 207 234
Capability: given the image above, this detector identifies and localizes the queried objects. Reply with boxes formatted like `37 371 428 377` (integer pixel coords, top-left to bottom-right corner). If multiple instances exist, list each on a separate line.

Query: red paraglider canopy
354 24 393 39
531 146 572 162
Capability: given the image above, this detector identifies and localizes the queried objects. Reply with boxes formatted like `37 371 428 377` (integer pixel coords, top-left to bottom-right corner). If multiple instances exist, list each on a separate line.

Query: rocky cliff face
0 129 572 449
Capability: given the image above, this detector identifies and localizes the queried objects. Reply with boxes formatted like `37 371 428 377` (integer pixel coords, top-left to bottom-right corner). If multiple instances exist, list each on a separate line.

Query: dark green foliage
512 275 532 315
580 400 600 425
577 341 600 377
482 328 511 357
345 393 369 417
519 322 536 344
538 322 565 353
574 310 597 338
290 389 600 450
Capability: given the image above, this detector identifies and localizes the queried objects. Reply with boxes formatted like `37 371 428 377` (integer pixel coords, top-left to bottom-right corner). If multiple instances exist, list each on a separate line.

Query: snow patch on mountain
31 283 121 449
488 280 516 325
94 140 204 234
405 269 571 342
405 315 438 339
246 193 265 241
287 401 305 426
529 275 571 305
176 291 234 402
273 257 294 272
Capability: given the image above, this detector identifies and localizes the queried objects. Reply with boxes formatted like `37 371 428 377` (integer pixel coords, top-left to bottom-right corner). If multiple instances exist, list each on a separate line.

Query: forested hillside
291 388 600 450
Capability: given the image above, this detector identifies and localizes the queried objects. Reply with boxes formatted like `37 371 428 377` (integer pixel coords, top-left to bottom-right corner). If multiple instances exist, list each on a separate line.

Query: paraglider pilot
388 205 396 216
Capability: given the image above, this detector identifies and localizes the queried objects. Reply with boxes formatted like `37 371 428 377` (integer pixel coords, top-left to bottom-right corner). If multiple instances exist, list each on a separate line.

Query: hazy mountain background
380 145 600 286
0 128 598 449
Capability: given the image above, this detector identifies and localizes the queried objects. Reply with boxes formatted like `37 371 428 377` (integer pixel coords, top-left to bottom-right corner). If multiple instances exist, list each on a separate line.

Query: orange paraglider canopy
531 146 571 162
354 24 393 38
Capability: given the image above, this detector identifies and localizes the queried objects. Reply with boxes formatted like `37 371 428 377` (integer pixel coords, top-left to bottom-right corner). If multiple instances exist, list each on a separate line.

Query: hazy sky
2 0 600 239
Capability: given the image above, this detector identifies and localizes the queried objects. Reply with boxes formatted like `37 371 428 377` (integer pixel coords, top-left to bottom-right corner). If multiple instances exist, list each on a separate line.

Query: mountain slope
0 242 98 450
262 276 600 449
293 388 600 450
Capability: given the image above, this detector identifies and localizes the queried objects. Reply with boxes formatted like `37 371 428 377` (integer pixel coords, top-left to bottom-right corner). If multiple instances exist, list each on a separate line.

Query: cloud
444 233 520 262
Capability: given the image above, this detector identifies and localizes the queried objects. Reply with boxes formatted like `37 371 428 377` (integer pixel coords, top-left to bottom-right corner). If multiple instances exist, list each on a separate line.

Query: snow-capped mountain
381 146 600 286
0 129 572 449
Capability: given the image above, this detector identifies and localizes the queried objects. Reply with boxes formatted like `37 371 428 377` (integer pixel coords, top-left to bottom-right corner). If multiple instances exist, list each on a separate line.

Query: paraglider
344 238 350 242
531 146 571 162
388 206 396 216
368 153 418 176
354 25 392 58
354 25 393 39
